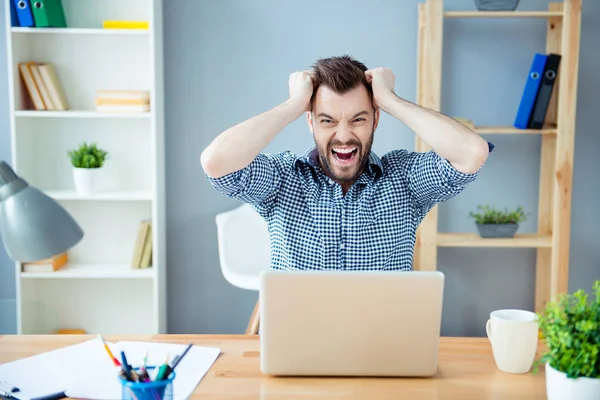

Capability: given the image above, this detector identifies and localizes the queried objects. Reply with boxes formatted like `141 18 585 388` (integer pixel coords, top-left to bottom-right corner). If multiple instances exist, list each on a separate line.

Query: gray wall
1 0 599 336
0 1 16 334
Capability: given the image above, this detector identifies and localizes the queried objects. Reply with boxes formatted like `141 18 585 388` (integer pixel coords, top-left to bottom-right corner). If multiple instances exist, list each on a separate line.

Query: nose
335 123 353 143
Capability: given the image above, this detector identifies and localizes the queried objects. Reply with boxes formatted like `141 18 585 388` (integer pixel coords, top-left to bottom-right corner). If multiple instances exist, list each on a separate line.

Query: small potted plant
469 204 526 238
67 142 109 195
535 280 600 400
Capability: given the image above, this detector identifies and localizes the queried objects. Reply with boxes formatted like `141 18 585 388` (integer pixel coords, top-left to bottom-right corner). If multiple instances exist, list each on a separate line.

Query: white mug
486 309 539 373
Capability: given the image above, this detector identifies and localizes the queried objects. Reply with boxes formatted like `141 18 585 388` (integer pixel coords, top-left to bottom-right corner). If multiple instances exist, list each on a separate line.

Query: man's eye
321 119 332 123
354 118 365 122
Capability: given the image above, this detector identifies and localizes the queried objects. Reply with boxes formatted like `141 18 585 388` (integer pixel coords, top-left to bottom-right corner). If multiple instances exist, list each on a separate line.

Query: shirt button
328 179 334 184
340 244 345 249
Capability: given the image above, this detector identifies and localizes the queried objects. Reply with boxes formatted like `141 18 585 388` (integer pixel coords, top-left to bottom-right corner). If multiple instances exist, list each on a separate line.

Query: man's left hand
365 68 396 111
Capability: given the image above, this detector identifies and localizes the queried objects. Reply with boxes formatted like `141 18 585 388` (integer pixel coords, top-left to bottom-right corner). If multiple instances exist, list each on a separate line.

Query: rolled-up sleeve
386 142 493 216
206 151 293 214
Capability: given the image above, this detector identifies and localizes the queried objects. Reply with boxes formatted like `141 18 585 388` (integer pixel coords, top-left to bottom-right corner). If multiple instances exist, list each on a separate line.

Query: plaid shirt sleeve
205 151 294 215
386 144 492 217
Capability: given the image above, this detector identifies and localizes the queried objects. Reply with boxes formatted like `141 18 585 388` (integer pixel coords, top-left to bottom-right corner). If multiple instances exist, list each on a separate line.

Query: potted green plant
67 142 109 195
535 280 600 400
469 205 526 238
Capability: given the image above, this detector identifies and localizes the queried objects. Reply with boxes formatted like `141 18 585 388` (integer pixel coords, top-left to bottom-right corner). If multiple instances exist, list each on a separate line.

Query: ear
306 111 314 134
373 108 380 131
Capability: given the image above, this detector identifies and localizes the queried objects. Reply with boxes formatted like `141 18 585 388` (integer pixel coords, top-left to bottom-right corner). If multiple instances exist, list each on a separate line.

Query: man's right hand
288 70 316 112
201 70 316 179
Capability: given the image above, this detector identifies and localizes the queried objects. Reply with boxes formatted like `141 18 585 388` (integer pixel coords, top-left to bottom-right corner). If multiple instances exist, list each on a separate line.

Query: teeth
333 147 356 154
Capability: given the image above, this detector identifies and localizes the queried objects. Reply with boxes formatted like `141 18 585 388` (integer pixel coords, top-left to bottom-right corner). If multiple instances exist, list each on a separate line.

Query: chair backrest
215 203 271 290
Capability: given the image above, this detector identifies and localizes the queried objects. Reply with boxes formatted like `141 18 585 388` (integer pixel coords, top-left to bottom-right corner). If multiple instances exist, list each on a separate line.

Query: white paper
0 338 104 399
0 338 221 400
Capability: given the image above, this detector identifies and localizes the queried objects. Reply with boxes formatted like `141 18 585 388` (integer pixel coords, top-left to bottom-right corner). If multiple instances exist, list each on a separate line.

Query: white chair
215 203 270 334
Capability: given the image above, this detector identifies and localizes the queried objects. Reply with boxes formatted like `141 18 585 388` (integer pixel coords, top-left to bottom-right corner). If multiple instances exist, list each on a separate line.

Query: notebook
0 338 221 400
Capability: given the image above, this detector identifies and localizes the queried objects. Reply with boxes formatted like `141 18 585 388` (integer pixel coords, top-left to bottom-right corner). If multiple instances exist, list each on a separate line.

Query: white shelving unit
4 0 166 334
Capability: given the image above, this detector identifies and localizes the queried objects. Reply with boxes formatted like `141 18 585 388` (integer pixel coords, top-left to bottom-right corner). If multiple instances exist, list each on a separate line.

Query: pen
171 343 193 371
155 353 170 381
155 343 192 381
120 351 135 381
138 349 151 382
30 391 67 400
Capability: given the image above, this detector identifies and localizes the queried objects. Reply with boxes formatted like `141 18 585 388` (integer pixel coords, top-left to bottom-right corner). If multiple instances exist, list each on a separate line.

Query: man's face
307 84 379 185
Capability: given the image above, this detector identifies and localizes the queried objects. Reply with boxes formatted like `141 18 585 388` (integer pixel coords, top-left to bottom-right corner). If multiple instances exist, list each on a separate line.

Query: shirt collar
294 146 384 179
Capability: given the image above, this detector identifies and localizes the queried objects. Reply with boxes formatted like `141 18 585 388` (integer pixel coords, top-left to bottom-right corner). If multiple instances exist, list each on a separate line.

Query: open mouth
331 147 358 164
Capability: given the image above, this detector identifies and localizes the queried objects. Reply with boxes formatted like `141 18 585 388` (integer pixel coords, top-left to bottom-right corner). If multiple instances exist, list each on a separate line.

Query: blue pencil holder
119 366 175 400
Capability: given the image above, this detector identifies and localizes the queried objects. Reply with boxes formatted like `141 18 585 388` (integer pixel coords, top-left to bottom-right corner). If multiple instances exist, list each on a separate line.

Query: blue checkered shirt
208 144 492 271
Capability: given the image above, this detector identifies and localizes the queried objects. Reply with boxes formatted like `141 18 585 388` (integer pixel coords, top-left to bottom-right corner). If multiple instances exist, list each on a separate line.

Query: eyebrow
317 111 369 120
351 111 369 119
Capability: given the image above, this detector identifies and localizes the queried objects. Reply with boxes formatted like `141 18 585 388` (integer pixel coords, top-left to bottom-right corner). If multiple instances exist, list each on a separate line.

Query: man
201 55 492 271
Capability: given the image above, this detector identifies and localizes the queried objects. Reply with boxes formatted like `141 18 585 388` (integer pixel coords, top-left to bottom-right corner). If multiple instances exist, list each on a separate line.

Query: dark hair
310 55 372 105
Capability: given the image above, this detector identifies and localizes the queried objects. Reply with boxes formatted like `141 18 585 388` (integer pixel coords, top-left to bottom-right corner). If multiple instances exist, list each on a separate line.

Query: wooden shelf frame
444 11 563 18
413 0 581 313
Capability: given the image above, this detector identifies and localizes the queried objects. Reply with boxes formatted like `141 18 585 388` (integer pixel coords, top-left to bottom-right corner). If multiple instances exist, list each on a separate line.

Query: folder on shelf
12 0 35 27
10 0 20 26
30 0 67 28
528 53 561 129
514 53 547 129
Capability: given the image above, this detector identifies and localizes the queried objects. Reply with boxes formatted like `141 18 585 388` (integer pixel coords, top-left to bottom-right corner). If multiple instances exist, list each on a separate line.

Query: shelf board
437 233 552 248
11 27 149 36
20 263 154 279
15 110 151 119
45 190 153 201
474 126 557 135
444 11 563 18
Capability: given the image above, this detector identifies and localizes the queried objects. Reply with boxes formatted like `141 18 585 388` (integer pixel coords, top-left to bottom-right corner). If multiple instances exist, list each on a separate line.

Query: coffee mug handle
486 319 492 340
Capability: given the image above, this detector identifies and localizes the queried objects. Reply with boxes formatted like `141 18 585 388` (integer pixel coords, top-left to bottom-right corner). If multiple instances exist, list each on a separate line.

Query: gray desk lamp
0 161 83 262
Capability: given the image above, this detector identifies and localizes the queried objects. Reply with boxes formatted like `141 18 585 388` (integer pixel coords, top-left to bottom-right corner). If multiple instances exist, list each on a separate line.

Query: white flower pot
73 167 103 195
546 362 600 400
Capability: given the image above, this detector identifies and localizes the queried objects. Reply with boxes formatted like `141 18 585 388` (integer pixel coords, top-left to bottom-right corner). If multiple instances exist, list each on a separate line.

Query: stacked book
18 61 68 110
131 219 153 269
22 252 68 273
95 90 150 113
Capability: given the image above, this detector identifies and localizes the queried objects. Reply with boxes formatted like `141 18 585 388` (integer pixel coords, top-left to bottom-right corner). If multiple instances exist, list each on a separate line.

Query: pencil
98 334 121 367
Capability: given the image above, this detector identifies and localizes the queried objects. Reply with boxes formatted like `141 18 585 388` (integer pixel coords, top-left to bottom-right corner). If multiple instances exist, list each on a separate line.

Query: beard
315 129 374 184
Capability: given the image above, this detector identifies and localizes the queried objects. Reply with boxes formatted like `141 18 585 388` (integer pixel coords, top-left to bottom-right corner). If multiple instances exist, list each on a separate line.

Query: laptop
259 269 445 377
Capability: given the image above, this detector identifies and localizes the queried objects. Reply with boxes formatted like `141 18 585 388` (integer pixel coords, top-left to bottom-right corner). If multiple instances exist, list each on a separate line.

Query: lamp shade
0 161 84 262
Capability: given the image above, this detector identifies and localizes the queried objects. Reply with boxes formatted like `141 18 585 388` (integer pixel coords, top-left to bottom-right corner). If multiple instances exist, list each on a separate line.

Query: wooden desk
0 334 547 399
